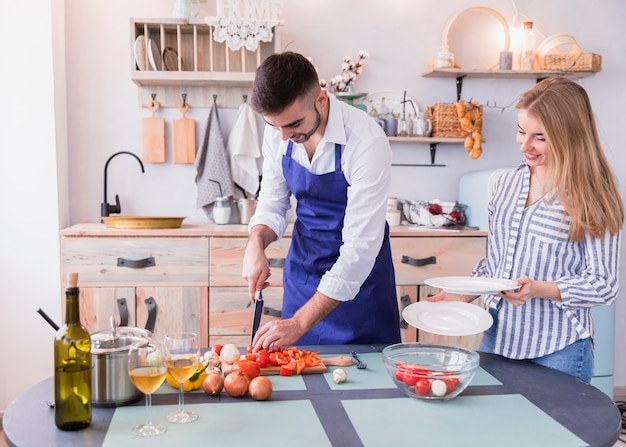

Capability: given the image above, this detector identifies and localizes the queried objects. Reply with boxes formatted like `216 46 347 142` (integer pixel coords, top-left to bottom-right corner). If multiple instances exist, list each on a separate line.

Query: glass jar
213 197 231 224
435 45 455 69
520 21 536 70
412 112 432 137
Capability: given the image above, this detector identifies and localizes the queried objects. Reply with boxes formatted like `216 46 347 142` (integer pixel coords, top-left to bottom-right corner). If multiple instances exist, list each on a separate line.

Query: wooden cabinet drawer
391 236 486 286
209 286 283 346
210 237 291 287
61 237 209 286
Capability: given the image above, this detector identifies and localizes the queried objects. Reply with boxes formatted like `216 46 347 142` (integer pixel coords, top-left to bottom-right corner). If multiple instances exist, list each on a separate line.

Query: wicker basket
428 103 483 138
542 53 602 72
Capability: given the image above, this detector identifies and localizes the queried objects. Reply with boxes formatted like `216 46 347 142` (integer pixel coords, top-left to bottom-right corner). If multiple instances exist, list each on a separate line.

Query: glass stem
179 382 185 413
146 393 153 426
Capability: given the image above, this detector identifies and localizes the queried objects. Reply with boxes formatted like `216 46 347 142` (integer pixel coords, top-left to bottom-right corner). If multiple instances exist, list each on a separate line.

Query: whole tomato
231 359 261 380
414 378 432 396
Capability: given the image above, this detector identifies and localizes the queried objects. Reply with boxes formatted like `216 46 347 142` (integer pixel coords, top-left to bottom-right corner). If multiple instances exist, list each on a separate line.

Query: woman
430 77 623 382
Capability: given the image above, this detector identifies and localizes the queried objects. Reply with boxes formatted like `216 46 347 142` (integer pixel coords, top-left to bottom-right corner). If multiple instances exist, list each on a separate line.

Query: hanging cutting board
173 102 196 164
141 99 165 163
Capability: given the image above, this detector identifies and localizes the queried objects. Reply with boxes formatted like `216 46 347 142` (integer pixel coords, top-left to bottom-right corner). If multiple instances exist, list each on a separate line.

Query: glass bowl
382 342 479 401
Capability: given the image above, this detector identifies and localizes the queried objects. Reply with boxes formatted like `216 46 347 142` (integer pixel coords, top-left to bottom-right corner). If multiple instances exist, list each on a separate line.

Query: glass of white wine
128 341 168 437
164 332 200 423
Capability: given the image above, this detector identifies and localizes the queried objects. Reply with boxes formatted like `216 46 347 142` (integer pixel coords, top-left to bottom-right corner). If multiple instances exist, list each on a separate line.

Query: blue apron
282 140 400 345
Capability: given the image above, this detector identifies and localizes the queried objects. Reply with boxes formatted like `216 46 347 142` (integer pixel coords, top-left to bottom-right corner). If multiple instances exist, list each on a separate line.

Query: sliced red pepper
279 366 293 376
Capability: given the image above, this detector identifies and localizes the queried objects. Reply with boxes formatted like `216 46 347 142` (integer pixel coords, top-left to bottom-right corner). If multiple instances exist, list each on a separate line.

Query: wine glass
128 341 167 437
164 332 200 423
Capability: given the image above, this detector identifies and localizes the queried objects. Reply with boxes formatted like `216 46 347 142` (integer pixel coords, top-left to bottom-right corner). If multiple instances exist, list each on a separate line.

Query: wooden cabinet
60 232 210 345
208 236 290 345
391 233 487 349
60 224 487 349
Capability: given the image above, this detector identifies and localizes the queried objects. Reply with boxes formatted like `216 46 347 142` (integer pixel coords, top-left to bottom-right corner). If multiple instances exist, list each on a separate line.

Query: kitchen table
3 345 621 447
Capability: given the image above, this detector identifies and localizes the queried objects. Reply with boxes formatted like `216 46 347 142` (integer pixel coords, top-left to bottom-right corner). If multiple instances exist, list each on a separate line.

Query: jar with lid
520 21 536 70
213 197 232 224
434 45 455 69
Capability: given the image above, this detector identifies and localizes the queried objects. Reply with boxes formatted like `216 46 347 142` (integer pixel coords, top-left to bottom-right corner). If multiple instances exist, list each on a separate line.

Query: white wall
1 0 625 412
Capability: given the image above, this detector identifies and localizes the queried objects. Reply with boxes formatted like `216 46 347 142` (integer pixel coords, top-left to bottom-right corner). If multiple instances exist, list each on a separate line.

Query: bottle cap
523 21 533 28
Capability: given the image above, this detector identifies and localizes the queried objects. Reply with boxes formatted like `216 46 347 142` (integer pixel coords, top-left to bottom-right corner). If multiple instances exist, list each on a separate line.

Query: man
243 51 400 351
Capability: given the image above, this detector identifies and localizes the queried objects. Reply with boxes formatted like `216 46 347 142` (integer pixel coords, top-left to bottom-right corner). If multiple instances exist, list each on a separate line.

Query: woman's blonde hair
516 77 623 241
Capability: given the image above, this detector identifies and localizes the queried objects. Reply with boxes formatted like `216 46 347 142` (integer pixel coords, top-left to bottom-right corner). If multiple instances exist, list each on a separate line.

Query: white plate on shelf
148 38 162 71
424 276 519 295
356 91 419 117
402 301 493 336
442 6 510 70
134 35 147 71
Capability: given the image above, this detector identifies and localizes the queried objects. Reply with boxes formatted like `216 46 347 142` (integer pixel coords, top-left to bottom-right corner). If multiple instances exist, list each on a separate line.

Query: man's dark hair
251 52 320 115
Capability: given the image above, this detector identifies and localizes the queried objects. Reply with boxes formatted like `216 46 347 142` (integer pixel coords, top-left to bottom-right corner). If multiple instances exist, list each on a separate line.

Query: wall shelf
389 137 464 167
422 68 598 80
130 18 279 108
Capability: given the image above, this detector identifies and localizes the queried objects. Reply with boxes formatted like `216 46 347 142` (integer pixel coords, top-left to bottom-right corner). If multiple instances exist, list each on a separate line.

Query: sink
102 216 185 229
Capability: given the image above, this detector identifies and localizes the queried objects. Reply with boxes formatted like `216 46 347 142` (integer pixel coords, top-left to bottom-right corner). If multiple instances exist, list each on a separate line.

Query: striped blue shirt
473 162 621 359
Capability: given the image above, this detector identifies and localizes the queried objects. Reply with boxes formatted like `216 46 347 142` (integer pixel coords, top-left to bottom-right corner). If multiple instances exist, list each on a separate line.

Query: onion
202 373 224 396
248 376 273 401
224 371 249 397
220 344 242 364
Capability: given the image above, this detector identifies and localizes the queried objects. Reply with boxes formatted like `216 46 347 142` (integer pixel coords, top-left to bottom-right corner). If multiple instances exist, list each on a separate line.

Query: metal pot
91 326 151 407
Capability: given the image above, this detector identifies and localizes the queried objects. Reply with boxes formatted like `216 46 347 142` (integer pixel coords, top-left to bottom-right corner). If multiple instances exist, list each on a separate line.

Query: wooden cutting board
222 355 353 376
173 103 196 164
142 99 165 163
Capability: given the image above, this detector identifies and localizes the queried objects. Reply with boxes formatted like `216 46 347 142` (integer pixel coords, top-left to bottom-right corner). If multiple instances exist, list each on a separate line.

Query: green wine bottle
54 272 92 430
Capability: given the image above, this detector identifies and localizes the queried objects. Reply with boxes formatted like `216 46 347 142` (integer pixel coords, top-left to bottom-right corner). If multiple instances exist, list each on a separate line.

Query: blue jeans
480 308 594 383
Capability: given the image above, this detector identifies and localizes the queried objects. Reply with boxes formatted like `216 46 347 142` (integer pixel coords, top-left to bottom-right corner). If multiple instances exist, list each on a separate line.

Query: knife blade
250 290 264 344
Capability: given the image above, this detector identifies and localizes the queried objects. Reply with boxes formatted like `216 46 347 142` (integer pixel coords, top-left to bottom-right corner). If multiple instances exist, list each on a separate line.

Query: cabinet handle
263 307 282 318
401 255 436 267
144 297 157 333
117 298 129 327
399 295 411 329
117 256 156 268
268 258 285 267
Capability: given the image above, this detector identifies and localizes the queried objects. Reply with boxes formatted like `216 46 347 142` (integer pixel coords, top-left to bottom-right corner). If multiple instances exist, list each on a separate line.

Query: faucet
101 151 145 220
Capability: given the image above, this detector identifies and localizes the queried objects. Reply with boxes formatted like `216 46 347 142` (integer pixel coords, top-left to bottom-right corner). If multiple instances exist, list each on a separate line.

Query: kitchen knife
250 290 264 344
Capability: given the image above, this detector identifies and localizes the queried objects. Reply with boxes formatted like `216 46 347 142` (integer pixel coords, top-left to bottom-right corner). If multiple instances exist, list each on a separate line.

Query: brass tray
102 216 185 229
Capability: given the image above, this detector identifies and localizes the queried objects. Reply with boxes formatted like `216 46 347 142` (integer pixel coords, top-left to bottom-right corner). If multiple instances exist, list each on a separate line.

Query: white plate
356 91 419 118
442 7 510 70
424 276 519 295
403 301 493 336
134 35 147 71
148 39 162 71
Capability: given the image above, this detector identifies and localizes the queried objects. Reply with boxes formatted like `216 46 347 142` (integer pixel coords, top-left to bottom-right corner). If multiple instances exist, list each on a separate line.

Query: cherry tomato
401 371 420 386
212 344 223 356
415 378 432 396
443 377 459 394
244 353 257 362
246 344 254 354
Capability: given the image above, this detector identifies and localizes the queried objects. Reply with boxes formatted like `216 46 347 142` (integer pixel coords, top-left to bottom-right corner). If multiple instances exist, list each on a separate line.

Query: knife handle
320 356 354 367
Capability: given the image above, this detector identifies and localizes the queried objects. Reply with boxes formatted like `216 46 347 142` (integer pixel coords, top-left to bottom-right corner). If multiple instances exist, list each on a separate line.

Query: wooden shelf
130 18 279 107
388 136 464 144
422 68 598 80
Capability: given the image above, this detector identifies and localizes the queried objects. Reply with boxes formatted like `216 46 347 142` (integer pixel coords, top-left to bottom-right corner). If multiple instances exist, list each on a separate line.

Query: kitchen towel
227 101 261 197
195 100 235 218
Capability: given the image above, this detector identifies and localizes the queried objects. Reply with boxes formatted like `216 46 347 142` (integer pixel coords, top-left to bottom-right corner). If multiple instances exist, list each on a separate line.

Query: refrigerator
458 168 615 397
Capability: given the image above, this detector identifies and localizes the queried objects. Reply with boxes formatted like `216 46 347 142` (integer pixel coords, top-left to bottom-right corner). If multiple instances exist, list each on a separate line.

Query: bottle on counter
54 272 92 431
520 21 536 70
213 196 232 224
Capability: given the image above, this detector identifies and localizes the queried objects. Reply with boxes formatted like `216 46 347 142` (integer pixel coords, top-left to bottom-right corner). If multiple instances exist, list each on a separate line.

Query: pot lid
91 327 151 354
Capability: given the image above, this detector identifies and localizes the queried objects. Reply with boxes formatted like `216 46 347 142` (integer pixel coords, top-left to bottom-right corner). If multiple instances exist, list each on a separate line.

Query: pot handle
116 297 157 333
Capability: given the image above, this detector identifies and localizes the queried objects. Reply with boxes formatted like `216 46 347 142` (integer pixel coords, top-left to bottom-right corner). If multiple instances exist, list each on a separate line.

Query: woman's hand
426 291 479 303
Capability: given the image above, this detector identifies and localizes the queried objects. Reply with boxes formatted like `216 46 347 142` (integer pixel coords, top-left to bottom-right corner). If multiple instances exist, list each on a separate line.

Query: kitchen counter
3 346 620 447
60 222 487 238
